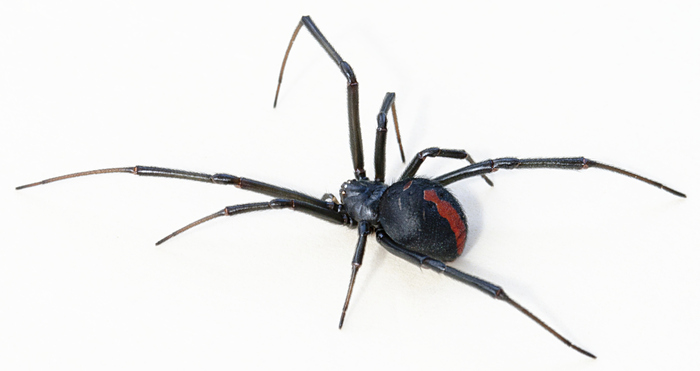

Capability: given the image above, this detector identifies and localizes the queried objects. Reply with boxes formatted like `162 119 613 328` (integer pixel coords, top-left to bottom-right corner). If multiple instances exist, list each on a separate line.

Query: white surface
2 1 699 370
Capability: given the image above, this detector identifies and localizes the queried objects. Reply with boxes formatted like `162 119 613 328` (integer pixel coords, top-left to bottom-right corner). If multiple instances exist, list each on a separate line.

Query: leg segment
376 229 596 358
157 199 354 245
16 165 334 208
338 221 371 328
433 157 685 197
374 92 406 182
400 147 493 186
274 16 365 179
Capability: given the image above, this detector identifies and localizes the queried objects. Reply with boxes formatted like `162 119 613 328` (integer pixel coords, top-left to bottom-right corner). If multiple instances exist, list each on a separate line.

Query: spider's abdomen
378 178 467 262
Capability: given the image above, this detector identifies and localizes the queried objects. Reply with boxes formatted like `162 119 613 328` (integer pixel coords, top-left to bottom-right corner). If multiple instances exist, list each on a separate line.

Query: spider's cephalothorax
339 179 387 224
17 15 685 359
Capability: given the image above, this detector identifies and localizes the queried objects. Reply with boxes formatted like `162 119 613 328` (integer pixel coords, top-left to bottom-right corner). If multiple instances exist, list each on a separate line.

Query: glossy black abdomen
378 178 467 262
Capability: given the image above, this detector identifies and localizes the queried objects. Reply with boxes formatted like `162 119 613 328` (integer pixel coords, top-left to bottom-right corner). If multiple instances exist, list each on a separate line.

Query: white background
2 1 699 370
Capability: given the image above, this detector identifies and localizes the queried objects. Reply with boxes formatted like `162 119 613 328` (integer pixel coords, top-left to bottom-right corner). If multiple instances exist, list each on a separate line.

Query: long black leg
374 92 406 182
375 229 596 359
433 157 685 197
157 199 353 245
16 166 334 208
274 16 365 180
400 147 493 186
338 221 371 328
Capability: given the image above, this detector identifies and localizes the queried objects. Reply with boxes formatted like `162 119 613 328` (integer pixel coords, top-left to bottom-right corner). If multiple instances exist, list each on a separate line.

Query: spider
16 16 685 359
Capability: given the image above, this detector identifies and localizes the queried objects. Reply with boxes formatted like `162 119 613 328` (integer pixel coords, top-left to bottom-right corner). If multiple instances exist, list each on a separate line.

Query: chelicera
17 16 685 359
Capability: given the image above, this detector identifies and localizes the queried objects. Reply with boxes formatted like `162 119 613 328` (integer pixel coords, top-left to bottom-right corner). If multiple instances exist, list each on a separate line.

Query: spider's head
339 180 388 224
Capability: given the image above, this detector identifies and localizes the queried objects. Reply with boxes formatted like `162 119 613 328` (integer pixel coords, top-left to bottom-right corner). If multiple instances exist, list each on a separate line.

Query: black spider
17 16 685 359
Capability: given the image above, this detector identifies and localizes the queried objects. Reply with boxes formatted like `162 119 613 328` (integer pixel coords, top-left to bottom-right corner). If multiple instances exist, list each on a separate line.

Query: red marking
423 189 466 254
403 180 413 191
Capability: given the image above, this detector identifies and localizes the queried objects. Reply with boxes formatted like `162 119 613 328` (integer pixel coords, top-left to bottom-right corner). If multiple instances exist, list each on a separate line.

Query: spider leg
16 166 333 208
157 199 353 246
374 92 406 182
375 229 596 359
433 157 685 197
338 221 371 328
274 16 365 179
400 147 494 186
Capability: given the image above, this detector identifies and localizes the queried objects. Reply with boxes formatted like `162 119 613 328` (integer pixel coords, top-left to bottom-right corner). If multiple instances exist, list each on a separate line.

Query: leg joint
269 199 294 209
418 147 441 159
376 112 388 130
211 173 241 185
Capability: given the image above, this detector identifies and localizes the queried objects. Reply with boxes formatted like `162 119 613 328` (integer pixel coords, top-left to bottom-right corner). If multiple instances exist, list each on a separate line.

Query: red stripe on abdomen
423 189 466 254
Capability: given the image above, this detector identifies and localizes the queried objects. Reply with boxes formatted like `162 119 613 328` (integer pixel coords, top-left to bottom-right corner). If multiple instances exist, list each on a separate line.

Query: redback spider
16 16 685 359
